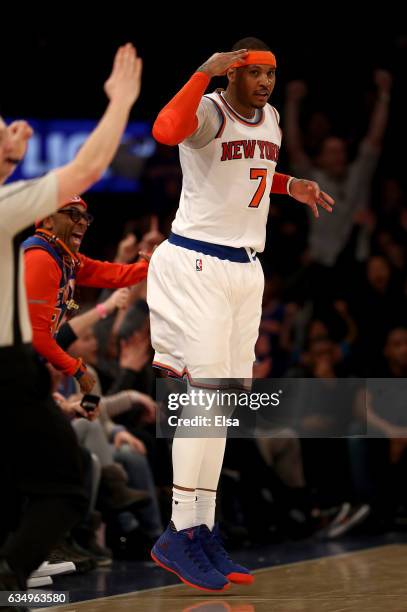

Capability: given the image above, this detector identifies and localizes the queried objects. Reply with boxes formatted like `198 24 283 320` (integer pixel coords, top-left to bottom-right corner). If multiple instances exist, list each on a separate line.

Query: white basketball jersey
171 91 282 253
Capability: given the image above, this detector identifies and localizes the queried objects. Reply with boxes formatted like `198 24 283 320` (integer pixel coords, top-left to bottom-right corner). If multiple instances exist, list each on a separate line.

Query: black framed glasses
58 208 94 226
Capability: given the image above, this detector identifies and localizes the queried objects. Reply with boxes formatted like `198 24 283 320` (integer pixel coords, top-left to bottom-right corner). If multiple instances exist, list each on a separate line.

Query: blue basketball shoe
151 522 230 592
199 524 254 584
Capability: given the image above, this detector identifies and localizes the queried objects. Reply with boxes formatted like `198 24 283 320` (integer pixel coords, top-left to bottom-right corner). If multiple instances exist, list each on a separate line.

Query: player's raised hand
289 178 334 219
197 49 248 77
104 43 143 108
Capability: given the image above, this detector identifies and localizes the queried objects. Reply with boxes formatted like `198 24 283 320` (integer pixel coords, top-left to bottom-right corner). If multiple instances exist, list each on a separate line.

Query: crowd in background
5 63 407 575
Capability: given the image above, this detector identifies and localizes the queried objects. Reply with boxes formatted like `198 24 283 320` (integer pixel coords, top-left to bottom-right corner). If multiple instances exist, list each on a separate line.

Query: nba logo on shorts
195 258 202 271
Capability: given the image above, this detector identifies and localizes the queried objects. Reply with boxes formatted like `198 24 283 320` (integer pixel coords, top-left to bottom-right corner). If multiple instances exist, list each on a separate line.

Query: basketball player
147 37 334 591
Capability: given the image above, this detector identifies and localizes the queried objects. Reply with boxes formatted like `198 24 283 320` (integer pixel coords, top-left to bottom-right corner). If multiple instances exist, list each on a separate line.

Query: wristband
96 303 108 319
73 358 87 380
287 176 297 196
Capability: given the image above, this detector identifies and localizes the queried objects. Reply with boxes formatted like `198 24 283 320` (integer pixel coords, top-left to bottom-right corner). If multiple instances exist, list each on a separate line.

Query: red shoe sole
151 550 231 592
227 572 254 584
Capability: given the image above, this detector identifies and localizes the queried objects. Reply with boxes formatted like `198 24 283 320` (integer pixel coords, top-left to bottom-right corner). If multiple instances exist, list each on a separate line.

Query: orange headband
229 50 277 70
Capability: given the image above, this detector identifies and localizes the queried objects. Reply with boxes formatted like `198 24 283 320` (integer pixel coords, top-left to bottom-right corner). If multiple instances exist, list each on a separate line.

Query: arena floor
37 534 407 612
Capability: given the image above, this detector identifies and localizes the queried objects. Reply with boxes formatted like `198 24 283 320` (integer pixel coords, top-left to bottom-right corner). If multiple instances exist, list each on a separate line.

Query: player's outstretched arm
152 50 248 146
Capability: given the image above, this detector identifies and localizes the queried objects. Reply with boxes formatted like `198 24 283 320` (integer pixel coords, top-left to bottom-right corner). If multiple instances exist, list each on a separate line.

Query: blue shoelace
182 530 213 573
204 529 231 561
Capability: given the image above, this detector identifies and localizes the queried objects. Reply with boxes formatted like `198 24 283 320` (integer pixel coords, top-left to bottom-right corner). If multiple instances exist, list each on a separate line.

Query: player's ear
226 67 236 83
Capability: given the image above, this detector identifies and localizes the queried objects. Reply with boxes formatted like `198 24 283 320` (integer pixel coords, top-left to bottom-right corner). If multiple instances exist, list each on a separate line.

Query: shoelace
183 532 213 573
204 529 231 561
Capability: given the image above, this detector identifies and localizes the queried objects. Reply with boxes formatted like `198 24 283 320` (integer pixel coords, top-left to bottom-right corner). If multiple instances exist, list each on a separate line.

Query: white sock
196 489 216 530
171 487 196 531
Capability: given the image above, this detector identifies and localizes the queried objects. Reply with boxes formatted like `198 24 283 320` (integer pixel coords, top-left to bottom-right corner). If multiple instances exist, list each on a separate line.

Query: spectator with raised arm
284 71 392 281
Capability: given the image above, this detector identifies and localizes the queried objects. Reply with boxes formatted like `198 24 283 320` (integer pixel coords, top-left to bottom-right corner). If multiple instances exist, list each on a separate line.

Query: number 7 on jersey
248 168 268 208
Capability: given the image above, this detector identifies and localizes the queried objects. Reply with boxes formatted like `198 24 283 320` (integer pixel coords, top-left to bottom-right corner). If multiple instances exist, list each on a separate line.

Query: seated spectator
23 196 149 393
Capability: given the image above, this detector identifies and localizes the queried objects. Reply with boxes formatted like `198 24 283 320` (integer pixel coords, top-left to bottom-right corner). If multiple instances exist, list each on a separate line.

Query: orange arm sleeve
24 249 80 375
76 255 148 288
152 72 211 146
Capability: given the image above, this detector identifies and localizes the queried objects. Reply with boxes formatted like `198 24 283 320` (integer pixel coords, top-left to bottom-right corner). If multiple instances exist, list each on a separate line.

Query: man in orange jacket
23 195 149 392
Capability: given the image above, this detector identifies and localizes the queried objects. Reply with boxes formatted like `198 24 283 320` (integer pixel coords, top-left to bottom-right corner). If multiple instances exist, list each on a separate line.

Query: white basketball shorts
147 238 264 381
